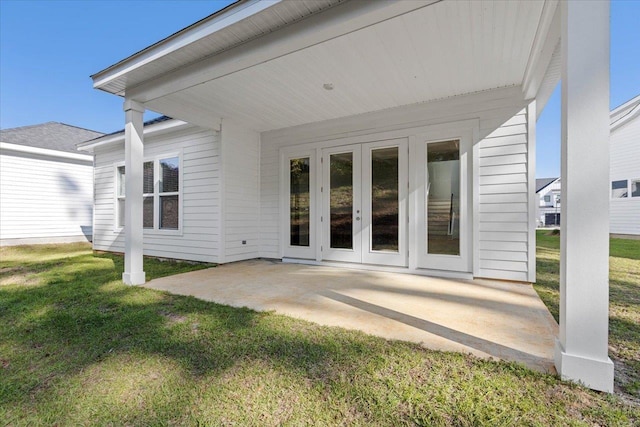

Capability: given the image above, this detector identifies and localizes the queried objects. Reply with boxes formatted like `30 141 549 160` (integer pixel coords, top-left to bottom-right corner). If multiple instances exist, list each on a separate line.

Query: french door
322 139 408 266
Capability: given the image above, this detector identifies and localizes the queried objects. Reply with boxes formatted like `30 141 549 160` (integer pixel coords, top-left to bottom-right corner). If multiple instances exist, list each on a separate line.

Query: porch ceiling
98 0 558 132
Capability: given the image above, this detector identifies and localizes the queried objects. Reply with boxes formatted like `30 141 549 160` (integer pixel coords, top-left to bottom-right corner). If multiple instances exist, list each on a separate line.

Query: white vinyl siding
610 113 640 235
92 126 221 263
220 121 261 263
0 151 93 244
477 108 531 282
259 88 534 282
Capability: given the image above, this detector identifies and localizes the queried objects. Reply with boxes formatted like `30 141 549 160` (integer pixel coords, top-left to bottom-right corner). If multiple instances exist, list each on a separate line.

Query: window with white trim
611 180 628 198
631 179 640 198
116 156 181 230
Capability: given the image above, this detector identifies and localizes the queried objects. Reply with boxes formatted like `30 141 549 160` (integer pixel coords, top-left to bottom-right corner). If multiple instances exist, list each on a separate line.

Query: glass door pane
290 158 310 246
427 140 460 255
371 147 399 252
330 152 353 249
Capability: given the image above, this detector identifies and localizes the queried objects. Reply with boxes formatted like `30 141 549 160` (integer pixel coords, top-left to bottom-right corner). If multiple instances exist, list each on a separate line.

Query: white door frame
280 146 317 259
321 144 362 263
361 138 408 267
412 128 473 273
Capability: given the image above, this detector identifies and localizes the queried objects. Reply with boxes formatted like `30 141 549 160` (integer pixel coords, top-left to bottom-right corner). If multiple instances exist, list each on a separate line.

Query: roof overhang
77 118 192 153
610 94 640 132
0 142 93 162
92 0 562 132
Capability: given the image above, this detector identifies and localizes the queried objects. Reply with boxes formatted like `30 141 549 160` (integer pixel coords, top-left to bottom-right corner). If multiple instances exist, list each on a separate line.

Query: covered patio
144 260 558 373
91 0 614 392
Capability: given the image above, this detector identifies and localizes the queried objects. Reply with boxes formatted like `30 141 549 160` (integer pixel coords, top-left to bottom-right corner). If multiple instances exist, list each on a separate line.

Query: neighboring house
79 0 614 392
536 177 561 227
0 122 103 245
610 94 640 237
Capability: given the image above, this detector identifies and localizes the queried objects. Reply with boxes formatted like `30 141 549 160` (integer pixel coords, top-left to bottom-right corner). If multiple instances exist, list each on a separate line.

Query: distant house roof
0 122 104 154
536 177 558 193
610 94 640 132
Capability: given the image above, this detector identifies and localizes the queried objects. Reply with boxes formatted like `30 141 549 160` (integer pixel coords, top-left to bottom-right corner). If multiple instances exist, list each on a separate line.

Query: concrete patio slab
144 260 559 373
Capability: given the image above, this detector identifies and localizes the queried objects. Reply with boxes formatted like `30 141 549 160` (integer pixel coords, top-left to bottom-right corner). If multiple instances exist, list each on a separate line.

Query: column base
554 339 614 393
122 271 146 285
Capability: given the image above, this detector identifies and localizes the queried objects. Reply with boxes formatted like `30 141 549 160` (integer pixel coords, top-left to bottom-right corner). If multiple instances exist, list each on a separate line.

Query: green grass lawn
535 230 640 401
1 243 639 426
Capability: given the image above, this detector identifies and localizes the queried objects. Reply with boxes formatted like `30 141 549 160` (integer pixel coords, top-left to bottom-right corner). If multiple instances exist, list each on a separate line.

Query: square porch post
122 99 146 285
555 0 614 392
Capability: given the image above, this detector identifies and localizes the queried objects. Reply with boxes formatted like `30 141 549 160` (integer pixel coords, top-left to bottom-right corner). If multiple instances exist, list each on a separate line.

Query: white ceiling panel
147 0 545 132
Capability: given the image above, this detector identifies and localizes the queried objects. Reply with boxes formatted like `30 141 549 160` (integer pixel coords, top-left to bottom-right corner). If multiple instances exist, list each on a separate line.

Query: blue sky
1 1 638 178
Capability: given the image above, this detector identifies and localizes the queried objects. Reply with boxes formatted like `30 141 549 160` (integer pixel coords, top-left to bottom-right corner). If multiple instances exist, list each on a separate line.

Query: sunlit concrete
144 260 558 373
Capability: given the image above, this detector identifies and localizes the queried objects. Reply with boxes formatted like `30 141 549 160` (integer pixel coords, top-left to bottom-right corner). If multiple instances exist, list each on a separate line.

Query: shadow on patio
144 259 559 373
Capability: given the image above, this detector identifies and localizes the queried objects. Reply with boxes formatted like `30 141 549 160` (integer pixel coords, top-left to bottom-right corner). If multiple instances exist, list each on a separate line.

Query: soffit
145 0 545 132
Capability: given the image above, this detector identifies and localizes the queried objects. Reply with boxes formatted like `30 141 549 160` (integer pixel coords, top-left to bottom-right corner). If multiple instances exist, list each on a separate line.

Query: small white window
631 179 640 198
117 166 126 227
115 156 181 231
544 195 551 203
612 180 628 198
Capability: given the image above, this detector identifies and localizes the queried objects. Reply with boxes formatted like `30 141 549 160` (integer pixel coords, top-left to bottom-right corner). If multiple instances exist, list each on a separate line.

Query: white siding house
80 0 614 392
0 122 103 245
610 95 640 236
536 177 561 227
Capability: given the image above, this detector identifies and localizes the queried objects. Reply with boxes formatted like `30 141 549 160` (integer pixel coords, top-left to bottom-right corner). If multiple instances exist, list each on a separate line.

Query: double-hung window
116 155 181 231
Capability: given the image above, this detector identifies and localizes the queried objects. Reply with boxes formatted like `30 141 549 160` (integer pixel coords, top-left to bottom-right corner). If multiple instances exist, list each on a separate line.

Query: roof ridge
1 121 103 135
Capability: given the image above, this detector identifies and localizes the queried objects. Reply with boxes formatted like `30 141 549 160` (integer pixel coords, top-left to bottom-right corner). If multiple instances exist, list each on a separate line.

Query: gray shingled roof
94 115 173 140
0 122 104 154
536 177 558 193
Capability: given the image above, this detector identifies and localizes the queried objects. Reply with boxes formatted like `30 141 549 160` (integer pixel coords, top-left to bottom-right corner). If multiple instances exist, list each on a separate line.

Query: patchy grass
535 230 640 400
1 243 639 426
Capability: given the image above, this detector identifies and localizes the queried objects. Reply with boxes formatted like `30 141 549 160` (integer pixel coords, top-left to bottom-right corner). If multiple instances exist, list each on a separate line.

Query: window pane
143 161 154 194
161 157 179 193
612 180 628 198
160 195 179 229
544 195 551 203
371 147 399 252
632 180 640 197
427 140 460 256
117 166 125 197
290 158 310 247
143 196 154 228
330 152 353 249
118 199 125 227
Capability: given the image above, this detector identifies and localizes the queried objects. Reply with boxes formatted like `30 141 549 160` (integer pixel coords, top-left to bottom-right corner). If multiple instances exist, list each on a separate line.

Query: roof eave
91 0 276 93
77 118 192 152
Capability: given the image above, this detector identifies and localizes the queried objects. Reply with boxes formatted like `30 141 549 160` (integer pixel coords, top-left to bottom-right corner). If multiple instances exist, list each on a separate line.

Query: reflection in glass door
283 151 315 260
361 140 408 266
329 152 354 249
322 145 362 263
322 139 407 266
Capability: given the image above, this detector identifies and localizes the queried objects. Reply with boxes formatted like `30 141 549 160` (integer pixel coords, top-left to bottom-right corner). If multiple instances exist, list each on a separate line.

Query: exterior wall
259 88 535 281
476 107 534 281
536 180 561 226
92 126 221 262
220 120 261 263
610 115 640 235
0 150 93 245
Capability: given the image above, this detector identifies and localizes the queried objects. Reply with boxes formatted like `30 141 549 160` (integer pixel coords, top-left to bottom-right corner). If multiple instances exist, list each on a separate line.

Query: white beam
122 99 146 285
522 0 560 100
555 0 613 393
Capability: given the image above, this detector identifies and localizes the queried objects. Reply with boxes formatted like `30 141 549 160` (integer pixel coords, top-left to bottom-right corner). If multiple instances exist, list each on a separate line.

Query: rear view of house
81 0 614 392
0 122 103 245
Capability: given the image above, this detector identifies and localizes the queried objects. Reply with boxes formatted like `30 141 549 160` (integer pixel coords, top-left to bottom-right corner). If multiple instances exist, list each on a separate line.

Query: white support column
122 99 146 285
555 0 613 393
